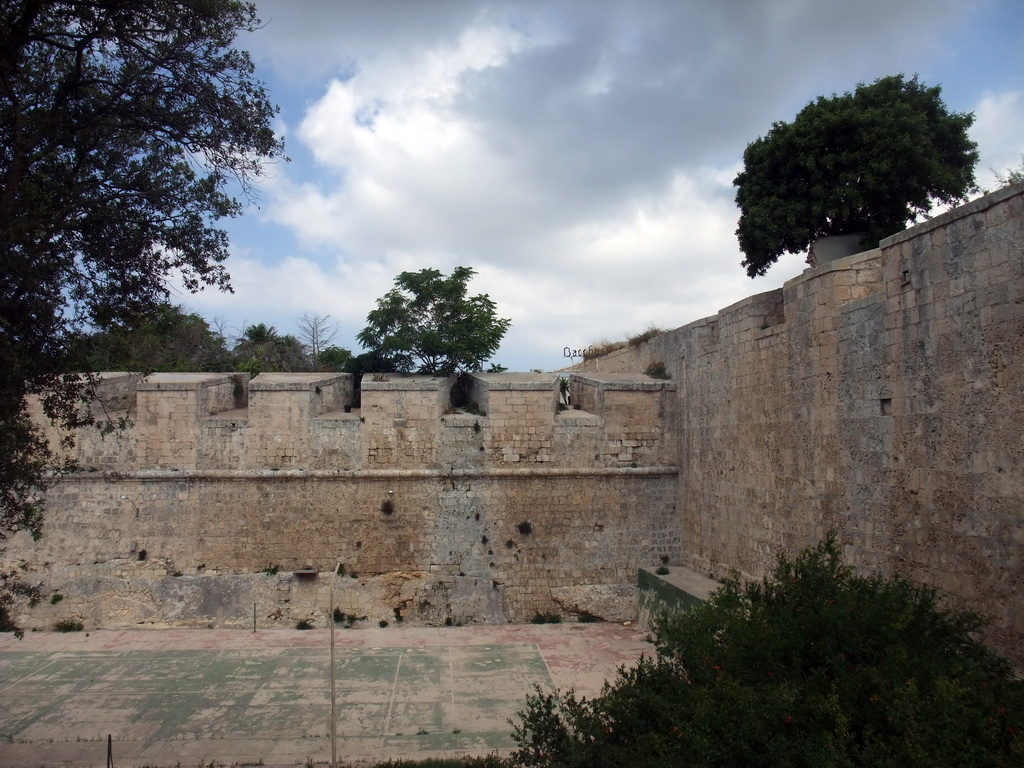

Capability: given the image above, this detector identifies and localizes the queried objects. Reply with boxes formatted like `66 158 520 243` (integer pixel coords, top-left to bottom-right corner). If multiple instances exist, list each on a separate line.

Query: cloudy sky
175 0 1024 371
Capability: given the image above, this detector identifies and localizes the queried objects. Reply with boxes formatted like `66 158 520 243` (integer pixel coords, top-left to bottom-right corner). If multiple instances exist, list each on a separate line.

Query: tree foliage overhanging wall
0 0 283 632
733 74 978 277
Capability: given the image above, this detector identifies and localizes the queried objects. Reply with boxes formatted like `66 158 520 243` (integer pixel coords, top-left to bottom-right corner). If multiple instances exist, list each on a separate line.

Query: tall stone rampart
573 182 1024 664
11 184 1021 664
10 370 679 630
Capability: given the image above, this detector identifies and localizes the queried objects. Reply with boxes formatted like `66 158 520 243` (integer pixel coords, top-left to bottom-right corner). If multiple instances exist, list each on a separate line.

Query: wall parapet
35 368 678 474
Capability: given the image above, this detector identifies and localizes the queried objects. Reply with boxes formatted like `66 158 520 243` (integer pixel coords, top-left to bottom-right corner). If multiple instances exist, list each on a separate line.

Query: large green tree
0 0 283 632
357 267 511 375
512 535 1024 767
734 75 978 277
80 303 234 373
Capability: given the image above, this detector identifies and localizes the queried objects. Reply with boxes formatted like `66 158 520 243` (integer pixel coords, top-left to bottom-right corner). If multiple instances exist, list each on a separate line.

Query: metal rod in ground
253 602 256 633
330 566 338 768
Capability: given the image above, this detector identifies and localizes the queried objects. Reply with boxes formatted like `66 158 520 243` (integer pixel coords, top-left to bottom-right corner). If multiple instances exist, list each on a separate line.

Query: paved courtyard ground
0 623 651 767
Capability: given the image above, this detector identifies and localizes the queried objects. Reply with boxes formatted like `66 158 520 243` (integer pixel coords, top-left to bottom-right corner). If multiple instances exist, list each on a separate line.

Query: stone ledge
249 372 350 391
570 372 678 391
56 465 681 481
880 181 1024 248
362 373 452 391
440 413 487 427
470 372 557 390
138 372 234 390
555 410 602 425
638 565 719 615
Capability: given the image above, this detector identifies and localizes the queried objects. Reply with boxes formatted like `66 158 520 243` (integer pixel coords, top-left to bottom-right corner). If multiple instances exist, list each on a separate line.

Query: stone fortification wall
573 183 1024 664
10 370 679 630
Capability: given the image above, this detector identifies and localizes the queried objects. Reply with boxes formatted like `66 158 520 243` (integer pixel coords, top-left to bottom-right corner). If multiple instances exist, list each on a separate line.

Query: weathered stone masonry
13 371 679 630
9 184 1022 667
577 183 1024 665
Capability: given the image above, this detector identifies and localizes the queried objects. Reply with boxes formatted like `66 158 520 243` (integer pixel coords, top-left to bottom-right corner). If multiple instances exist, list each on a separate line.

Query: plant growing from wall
511 534 1024 767
628 326 664 347
530 613 562 624
517 521 533 535
734 75 978 277
644 361 670 379
381 499 395 515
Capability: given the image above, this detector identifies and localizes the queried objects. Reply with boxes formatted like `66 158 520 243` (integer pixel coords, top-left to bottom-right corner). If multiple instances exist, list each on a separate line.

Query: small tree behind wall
357 266 511 375
734 75 978 277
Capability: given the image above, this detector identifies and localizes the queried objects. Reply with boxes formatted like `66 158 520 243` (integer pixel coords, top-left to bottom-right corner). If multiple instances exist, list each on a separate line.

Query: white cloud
186 0 1020 372
972 89 1024 188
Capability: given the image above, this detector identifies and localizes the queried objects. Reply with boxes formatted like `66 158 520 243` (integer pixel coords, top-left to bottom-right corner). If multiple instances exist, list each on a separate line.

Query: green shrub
260 564 279 575
655 565 670 575
50 593 63 605
54 619 84 632
295 619 314 630
644 360 670 379
511 534 1024 767
333 608 346 624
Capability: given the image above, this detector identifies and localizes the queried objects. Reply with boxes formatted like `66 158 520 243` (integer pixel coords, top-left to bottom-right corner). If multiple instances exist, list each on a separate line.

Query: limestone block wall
362 374 452 467
246 373 352 469
137 373 247 469
26 372 142 470
10 365 681 630
838 186 1024 659
569 373 678 467
12 467 678 629
571 183 1024 665
471 373 558 464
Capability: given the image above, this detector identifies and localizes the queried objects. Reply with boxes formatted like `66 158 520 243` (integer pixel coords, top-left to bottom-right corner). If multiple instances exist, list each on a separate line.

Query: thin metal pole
253 601 256 633
330 567 338 768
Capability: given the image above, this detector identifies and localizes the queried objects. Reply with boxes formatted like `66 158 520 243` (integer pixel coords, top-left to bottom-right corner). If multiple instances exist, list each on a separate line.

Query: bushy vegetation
510 535 1024 767
734 75 977 277
644 361 670 380
358 266 511 375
